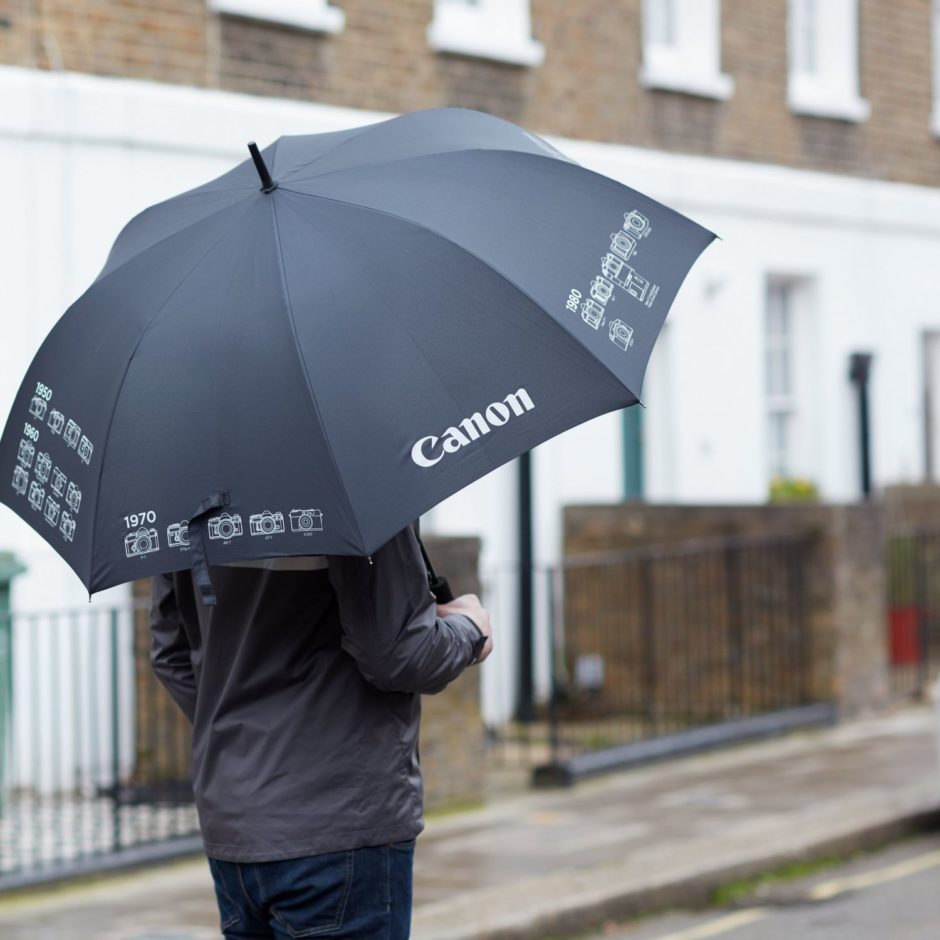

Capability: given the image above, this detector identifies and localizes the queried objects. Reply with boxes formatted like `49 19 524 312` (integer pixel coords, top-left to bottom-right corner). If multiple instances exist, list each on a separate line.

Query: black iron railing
0 602 198 890
487 533 827 783
886 529 940 699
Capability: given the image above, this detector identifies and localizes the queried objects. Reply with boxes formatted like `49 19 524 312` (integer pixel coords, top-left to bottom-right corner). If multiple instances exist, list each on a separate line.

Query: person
149 524 492 940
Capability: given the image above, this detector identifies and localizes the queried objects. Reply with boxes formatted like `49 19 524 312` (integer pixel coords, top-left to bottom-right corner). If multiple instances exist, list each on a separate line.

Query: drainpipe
516 452 534 722
849 353 873 499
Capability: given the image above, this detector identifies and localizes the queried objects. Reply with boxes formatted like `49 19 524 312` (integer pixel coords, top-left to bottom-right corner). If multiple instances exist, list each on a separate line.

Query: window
207 0 345 34
765 277 816 484
640 0 734 100
933 1 940 135
788 0 869 121
427 0 545 67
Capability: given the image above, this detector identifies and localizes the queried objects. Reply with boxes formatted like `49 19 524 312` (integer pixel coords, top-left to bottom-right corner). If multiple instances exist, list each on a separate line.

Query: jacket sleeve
328 527 483 695
149 574 198 723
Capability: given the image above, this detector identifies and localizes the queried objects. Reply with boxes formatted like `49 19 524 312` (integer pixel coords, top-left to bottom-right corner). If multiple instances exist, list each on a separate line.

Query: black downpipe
516 451 535 722
849 353 873 499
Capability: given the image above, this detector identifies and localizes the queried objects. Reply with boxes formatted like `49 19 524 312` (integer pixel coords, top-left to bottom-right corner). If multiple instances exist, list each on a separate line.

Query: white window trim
787 0 869 123
208 0 345 34
427 1 545 68
639 0 734 101
932 0 940 136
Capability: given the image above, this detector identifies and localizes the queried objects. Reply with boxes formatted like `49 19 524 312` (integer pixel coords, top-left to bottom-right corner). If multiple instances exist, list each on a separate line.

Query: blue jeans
207 840 416 939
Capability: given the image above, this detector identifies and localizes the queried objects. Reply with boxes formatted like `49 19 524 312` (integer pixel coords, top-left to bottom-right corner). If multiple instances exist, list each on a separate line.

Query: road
587 832 940 940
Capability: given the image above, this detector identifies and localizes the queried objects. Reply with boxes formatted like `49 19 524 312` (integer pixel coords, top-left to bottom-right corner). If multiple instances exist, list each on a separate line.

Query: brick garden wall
0 1 938 186
564 502 890 718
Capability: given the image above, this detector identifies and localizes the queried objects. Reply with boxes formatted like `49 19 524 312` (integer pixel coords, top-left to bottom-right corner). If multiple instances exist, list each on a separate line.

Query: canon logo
411 388 536 468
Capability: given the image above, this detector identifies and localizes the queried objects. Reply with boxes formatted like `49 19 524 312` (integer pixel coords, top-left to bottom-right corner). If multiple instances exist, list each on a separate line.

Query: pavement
0 706 936 940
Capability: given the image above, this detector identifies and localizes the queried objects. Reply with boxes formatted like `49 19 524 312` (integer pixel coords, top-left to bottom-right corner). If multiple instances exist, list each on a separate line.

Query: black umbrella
0 108 715 601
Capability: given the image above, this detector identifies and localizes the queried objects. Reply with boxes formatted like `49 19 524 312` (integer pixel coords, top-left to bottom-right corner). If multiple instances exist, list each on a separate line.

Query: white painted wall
2 66 940 730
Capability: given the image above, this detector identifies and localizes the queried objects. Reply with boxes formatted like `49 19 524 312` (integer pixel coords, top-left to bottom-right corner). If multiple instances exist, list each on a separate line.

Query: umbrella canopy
0 108 715 597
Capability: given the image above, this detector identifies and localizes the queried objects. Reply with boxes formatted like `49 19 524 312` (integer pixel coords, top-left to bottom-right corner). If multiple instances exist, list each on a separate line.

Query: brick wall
564 502 890 717
1 1 938 187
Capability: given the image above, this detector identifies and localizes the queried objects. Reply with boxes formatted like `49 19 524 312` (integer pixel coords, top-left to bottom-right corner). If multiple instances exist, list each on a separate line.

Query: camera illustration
60 512 76 543
35 452 52 484
51 468 67 497
66 481 82 514
12 466 29 496
208 512 243 541
28 482 45 512
29 396 48 421
609 230 638 263
44 497 60 527
47 410 65 435
125 527 159 559
580 298 605 330
167 522 190 548
250 511 285 537
289 509 324 533
64 420 81 449
17 439 35 468
609 319 635 351
78 436 93 466
590 276 615 305
623 209 651 240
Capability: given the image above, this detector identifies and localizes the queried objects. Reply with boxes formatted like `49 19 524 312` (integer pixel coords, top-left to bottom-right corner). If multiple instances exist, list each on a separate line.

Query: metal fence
489 533 828 782
887 529 940 699
0 601 198 890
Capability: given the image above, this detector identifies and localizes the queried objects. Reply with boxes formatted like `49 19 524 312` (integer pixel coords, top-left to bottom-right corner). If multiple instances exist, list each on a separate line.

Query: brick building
1 0 937 186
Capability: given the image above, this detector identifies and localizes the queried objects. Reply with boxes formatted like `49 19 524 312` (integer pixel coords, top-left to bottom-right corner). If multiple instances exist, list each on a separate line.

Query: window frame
787 0 870 122
639 0 734 101
207 0 345 35
427 0 545 68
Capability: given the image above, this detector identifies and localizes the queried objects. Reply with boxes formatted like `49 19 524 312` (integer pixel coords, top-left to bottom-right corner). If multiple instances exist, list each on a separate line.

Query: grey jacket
149 526 482 862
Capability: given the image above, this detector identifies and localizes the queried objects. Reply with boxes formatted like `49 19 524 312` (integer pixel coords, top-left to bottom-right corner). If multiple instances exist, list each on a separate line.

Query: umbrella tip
247 141 278 194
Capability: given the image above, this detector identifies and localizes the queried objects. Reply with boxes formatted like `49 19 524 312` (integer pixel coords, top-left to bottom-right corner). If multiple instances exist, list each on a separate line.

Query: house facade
2 1 940 721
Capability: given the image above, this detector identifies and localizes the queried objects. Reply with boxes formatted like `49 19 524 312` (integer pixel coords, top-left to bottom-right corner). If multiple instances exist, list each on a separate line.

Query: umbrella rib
269 197 368 554
277 184 639 401
86 207 255 589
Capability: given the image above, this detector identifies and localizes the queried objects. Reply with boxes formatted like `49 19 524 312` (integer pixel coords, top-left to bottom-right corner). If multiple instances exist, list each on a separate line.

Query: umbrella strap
416 532 455 604
188 491 230 607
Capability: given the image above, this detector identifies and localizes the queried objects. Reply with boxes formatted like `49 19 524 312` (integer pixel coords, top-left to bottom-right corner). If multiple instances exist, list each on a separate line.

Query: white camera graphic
44 497 60 527
17 439 35 468
250 511 285 537
66 482 82 514
125 527 159 558
609 319 635 351
28 482 45 511
609 230 638 263
29 396 48 421
208 513 243 541
580 298 605 330
167 522 190 548
590 276 615 305
78 436 93 466
64 420 81 449
289 509 323 533
51 468 67 497
623 209 651 240
47 410 65 435
60 512 76 543
12 466 29 496
35 452 52 484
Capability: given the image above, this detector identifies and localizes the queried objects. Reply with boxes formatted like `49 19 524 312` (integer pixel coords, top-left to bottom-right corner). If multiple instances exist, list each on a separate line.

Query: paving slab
0 707 934 940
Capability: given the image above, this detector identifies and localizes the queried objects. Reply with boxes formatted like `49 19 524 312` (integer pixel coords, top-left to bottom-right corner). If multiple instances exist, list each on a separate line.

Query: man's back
149 526 485 863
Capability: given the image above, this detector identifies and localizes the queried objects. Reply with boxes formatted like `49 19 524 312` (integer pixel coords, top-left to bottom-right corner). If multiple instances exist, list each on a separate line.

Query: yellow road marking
652 908 771 940
809 848 940 901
